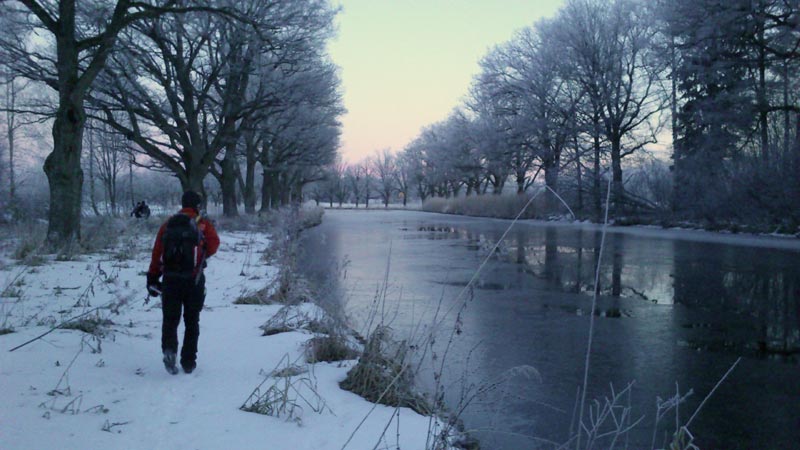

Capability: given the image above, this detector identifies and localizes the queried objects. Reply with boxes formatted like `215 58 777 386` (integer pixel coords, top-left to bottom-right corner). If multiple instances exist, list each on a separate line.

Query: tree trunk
220 143 239 217
544 155 560 213
244 142 257 214
784 63 791 162
178 162 208 203
794 116 800 217
5 77 16 203
260 169 274 212
278 175 289 206
107 177 117 217
575 136 583 214
87 127 100 216
8 124 14 202
593 125 602 221
544 227 559 283
128 154 134 209
758 46 769 162
670 36 680 214
44 100 85 246
610 137 623 215
612 237 623 297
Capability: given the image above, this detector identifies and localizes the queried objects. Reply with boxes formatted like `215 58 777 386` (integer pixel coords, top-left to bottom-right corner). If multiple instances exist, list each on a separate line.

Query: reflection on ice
298 210 800 449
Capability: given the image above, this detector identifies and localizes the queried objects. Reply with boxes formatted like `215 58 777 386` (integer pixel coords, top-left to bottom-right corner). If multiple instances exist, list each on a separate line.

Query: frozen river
297 209 800 449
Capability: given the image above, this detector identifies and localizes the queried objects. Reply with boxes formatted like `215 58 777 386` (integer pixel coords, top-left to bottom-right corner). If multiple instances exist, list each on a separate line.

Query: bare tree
0 0 231 245
92 7 242 197
394 150 413 206
555 0 667 212
90 120 128 215
371 148 395 208
1 72 27 204
346 164 363 207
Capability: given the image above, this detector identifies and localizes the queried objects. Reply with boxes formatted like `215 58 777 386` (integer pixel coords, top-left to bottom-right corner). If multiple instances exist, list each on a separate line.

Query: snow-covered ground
0 225 439 449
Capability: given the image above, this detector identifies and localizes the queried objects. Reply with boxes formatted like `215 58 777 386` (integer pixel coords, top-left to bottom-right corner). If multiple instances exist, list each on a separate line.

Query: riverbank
0 213 455 449
420 194 800 239
319 205 800 251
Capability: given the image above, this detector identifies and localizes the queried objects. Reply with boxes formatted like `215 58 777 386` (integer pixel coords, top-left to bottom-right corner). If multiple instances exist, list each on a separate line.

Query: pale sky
328 0 566 163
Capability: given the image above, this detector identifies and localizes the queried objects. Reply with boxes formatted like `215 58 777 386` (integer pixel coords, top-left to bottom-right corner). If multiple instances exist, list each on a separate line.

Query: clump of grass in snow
233 287 273 305
241 354 331 423
305 335 359 363
271 364 308 378
80 217 127 254
340 325 431 415
260 304 319 335
1 285 23 298
60 316 115 337
268 274 314 305
260 302 340 333
0 327 14 335
9 221 47 266
1 274 26 297
11 236 41 260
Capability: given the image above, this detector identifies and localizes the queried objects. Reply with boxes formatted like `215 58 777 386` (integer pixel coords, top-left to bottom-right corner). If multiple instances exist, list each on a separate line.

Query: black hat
181 191 202 209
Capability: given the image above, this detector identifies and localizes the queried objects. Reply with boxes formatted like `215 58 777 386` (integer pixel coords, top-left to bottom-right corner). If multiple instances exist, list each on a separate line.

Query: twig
685 357 741 429
8 304 108 352
576 177 612 450
544 185 577 219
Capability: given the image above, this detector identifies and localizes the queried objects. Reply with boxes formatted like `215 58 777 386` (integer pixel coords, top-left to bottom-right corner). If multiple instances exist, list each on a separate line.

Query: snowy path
0 228 437 450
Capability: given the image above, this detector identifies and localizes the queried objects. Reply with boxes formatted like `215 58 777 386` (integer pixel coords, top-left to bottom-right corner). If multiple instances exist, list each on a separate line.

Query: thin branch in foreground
576 176 612 450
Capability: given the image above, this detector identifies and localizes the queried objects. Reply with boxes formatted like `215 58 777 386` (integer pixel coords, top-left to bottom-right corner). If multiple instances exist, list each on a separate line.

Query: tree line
316 0 800 231
0 0 343 245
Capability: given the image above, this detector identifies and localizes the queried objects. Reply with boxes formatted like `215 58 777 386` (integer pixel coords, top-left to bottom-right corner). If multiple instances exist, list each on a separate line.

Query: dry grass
214 205 324 233
240 354 331 422
270 364 309 378
423 193 555 220
339 326 431 416
305 336 359 363
234 287 274 305
60 317 115 337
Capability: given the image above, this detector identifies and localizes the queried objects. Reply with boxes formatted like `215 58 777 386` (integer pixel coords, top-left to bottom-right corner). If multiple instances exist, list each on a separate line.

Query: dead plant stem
576 177 612 450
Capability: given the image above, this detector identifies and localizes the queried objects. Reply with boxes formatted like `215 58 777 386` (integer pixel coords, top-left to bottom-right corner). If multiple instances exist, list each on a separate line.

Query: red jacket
148 208 220 277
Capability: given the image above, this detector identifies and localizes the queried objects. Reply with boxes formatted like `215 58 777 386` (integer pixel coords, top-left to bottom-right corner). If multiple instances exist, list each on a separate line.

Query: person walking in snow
146 191 220 374
131 200 151 218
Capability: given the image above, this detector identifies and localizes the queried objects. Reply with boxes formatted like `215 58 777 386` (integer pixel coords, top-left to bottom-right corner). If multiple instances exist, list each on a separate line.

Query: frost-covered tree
554 0 666 212
371 148 395 208
0 0 234 244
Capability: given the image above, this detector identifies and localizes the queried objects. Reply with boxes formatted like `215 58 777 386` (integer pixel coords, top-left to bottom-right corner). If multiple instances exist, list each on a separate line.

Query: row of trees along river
311 0 800 234
2 0 800 245
0 0 342 245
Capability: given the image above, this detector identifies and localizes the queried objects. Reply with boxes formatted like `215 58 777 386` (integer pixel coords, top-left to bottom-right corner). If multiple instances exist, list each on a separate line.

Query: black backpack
162 213 202 277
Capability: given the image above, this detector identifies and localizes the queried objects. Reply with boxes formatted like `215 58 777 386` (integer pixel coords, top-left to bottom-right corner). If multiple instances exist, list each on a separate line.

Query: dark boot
163 351 179 375
182 362 196 374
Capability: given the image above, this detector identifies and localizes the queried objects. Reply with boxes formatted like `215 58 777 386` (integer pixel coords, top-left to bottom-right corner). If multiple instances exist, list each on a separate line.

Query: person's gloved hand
146 273 162 297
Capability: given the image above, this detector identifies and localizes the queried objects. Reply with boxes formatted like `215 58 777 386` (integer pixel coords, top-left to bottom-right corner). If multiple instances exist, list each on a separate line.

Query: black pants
161 275 205 367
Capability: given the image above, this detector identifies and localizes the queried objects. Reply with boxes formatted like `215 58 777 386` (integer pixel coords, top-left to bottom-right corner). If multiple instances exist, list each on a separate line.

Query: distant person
131 201 151 218
146 191 220 374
